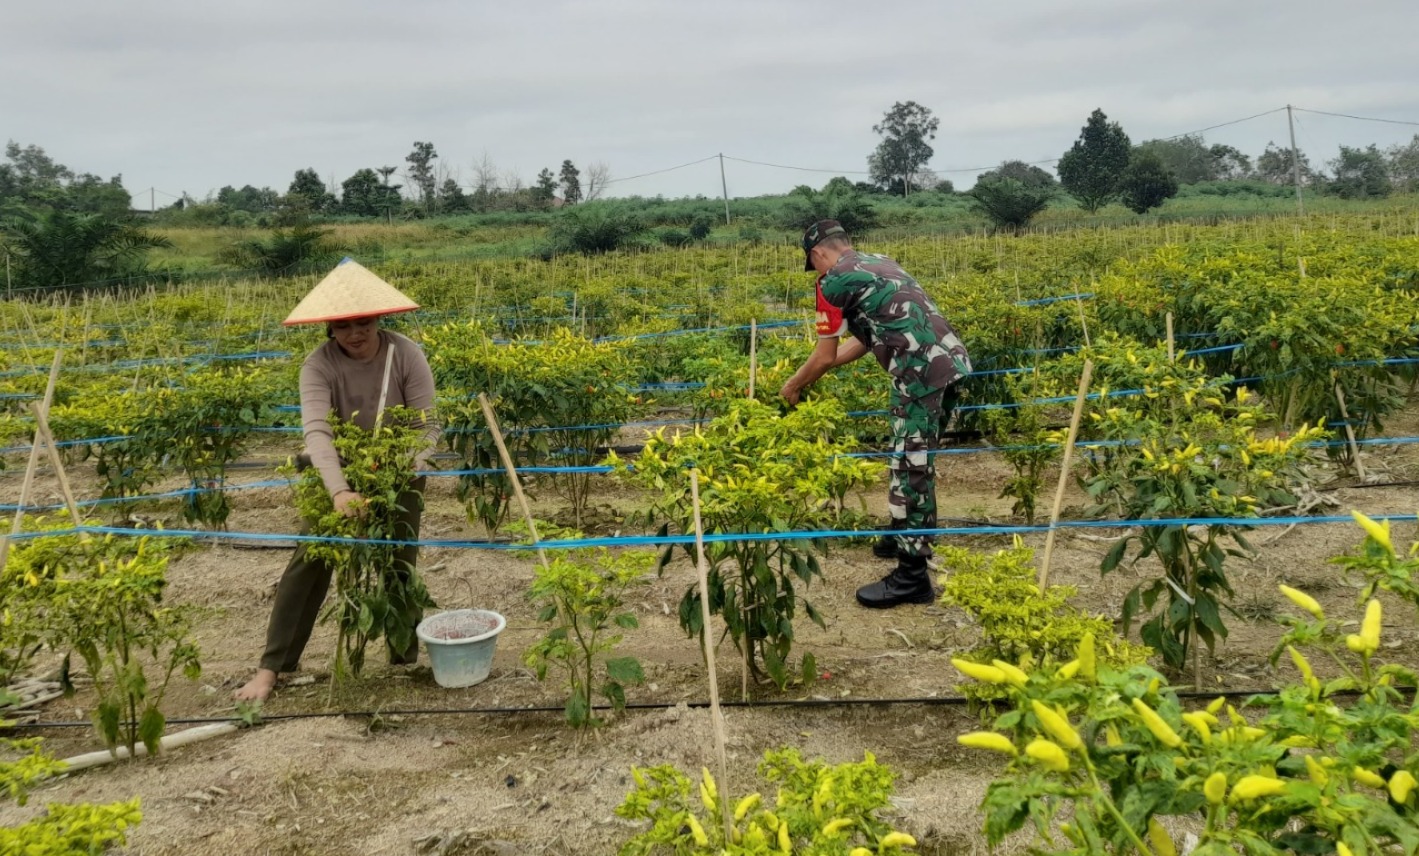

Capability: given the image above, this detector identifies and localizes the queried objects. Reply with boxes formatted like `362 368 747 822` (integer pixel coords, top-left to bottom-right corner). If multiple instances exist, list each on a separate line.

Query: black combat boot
855 554 935 609
871 535 899 560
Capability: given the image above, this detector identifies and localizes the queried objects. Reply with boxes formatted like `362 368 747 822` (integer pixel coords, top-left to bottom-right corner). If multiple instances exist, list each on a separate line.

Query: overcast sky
4 0 1417 207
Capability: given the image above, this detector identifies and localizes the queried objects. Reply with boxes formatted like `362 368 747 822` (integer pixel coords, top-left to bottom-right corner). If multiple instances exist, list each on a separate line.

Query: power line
1160 106 1289 140
603 155 719 185
1293 106 1419 128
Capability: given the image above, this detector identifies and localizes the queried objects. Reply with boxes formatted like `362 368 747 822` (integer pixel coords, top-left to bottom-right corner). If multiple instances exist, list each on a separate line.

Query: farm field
3 211 1419 855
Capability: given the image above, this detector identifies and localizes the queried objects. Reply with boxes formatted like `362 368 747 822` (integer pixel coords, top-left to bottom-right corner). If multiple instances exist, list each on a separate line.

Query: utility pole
718 153 731 225
1286 104 1304 216
150 187 155 214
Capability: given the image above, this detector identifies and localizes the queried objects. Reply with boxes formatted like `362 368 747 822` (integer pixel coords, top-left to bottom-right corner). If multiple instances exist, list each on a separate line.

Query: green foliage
340 168 402 217
425 324 639 529
612 399 883 690
1134 135 1218 185
1119 150 1180 214
289 408 436 681
940 539 1149 707
1057 109 1132 213
1327 144 1393 200
956 595 1419 856
524 547 652 727
48 391 168 516
617 748 917 855
1 209 172 293
1333 510 1419 612
779 178 880 235
0 798 142 854
1 723 67 805
7 525 201 756
221 223 342 274
981 372 1062 524
968 175 1055 234
287 167 336 213
0 141 132 220
545 203 647 255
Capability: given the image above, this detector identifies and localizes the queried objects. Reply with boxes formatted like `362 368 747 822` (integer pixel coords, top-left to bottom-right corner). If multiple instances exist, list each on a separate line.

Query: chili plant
524 546 652 728
980 370 1064 525
289 407 436 682
611 398 882 691
617 747 918 856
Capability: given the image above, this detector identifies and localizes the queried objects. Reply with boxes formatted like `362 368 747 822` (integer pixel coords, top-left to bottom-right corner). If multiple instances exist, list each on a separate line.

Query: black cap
801 219 846 271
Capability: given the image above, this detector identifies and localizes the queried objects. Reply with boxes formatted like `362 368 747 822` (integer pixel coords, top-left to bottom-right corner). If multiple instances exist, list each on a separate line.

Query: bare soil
3 403 1418 855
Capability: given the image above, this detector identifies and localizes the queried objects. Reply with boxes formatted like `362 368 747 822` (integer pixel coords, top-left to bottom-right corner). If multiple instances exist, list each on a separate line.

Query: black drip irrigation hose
2 685 1351 732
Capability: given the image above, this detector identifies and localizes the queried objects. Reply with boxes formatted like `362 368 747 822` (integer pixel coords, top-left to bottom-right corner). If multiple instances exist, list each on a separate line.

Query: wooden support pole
478 393 549 570
1 351 63 569
1039 360 1094 591
30 403 84 529
747 319 757 400
1332 373 1367 482
1165 312 1175 363
690 471 734 843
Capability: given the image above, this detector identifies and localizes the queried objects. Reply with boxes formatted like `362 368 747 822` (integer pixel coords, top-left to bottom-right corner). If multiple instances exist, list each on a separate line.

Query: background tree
869 101 939 197
1057 109 1132 212
1256 142 1315 186
1134 135 1215 184
0 142 132 219
968 175 1055 235
1327 144 1392 199
1118 150 1180 213
779 177 879 235
1 210 171 292
533 168 558 206
985 160 1058 190
217 185 279 214
560 160 582 205
287 168 335 213
1387 135 1419 193
341 169 390 217
439 178 470 213
405 142 439 213
584 161 612 201
1209 145 1253 181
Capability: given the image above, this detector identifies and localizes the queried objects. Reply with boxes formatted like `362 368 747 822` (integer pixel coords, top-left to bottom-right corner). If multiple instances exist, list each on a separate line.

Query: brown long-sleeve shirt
299 330 440 497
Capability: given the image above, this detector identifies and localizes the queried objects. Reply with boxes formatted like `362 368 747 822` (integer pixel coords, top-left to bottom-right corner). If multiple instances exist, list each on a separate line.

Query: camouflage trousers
885 385 958 559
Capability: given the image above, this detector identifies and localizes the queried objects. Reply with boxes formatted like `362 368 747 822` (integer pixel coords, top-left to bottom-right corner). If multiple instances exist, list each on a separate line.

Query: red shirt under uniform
814 275 847 339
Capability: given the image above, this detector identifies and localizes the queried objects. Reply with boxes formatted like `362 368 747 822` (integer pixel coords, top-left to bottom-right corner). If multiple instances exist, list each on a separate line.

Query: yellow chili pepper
1337 843 1355 856
1055 659 1081 680
1305 756 1328 787
1105 724 1123 747
821 818 853 837
991 659 1030 688
1206 696 1226 715
685 814 709 847
1352 511 1395 554
734 793 761 822
957 732 1018 755
879 832 917 848
1391 770 1417 804
778 820 792 854
1078 632 1096 681
1287 646 1315 682
952 658 1006 684
1279 585 1324 619
1025 739 1070 772
1203 772 1227 804
1229 775 1286 802
1148 818 1177 856
1132 698 1182 748
1361 598 1382 651
1354 767 1386 789
850 849 873 856
1031 700 1082 750
1347 634 1374 655
1180 712 1212 744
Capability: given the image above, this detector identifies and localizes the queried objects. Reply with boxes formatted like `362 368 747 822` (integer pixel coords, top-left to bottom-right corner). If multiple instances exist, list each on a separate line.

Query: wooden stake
1039 360 1094 591
747 319 757 400
30 403 84 528
477 393 549 570
1076 288 1092 348
1165 312 1175 363
1332 373 1367 482
689 471 734 843
1 351 63 568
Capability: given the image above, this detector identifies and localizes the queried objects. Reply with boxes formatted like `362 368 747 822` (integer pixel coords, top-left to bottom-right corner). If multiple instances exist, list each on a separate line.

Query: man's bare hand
334 490 367 518
780 382 801 407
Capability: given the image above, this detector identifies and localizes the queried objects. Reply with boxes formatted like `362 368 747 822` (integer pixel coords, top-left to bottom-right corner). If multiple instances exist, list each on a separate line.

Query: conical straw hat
283 258 420 326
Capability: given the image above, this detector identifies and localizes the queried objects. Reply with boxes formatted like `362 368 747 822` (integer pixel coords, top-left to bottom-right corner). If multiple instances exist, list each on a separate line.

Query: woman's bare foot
234 668 278 702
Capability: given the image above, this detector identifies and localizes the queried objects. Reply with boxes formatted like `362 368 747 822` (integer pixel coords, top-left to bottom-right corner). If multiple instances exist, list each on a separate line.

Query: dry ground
3 402 1418 855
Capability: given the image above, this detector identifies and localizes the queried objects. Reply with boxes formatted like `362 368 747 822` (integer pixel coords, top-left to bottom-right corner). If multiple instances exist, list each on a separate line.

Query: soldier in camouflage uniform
781 220 971 608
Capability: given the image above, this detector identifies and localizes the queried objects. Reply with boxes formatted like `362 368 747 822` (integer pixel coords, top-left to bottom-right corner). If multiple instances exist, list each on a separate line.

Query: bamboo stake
690 471 734 843
1332 373 1367 482
1039 360 1094 591
1165 312 1175 364
747 319 757 400
30 403 84 528
477 393 549 570
1076 287 1092 348
1 352 63 568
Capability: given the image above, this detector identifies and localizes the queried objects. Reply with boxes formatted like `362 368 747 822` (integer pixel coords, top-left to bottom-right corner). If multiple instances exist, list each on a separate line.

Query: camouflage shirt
819 250 971 398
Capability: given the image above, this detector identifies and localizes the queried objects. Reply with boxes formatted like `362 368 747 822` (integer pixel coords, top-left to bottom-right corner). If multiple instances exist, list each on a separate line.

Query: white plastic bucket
415 609 506 688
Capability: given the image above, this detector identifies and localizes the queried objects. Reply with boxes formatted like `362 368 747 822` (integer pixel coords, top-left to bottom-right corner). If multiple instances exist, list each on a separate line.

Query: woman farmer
235 259 441 702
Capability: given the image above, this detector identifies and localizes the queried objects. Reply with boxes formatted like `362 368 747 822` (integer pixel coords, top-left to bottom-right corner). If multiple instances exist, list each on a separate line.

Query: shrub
545 204 646 255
